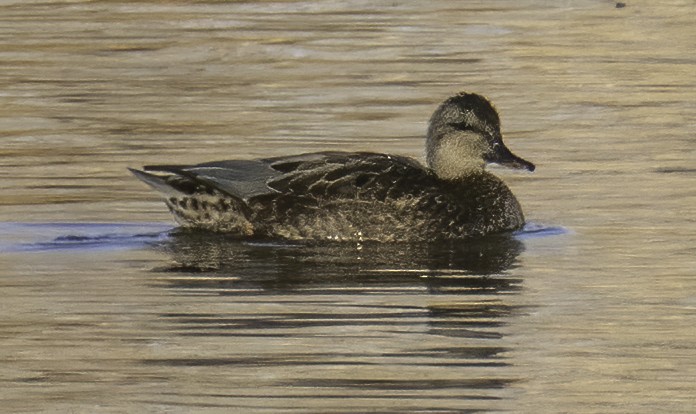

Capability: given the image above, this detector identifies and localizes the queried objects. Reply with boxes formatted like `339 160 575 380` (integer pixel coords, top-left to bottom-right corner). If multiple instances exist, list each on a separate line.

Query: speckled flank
165 194 254 235
266 198 435 242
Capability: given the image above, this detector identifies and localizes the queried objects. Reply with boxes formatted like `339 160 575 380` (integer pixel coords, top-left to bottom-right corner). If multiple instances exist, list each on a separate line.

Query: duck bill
490 145 536 172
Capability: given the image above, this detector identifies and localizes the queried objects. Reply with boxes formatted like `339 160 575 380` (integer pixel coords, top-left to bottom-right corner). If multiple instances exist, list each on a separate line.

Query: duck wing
131 159 281 201
259 151 432 201
132 151 433 203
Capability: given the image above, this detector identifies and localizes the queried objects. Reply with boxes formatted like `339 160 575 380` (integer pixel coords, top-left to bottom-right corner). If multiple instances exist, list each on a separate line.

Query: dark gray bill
489 145 535 172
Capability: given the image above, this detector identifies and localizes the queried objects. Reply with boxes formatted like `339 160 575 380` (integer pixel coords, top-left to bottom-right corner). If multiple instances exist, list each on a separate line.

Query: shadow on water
0 222 171 252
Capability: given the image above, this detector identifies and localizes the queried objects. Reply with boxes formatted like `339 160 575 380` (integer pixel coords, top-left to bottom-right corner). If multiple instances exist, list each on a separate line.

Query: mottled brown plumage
130 92 534 242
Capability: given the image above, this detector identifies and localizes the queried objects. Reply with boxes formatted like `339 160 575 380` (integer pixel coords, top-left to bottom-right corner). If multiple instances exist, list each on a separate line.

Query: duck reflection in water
151 230 524 295
149 232 525 370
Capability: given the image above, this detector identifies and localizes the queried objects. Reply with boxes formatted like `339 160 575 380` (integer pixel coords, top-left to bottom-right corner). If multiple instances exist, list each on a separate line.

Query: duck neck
427 133 486 180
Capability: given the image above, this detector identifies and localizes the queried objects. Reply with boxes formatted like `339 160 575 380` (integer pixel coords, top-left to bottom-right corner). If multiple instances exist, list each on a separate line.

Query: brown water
2 1 696 412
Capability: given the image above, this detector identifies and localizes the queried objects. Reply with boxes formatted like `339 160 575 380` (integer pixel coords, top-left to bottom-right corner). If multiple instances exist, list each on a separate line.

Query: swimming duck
129 92 534 242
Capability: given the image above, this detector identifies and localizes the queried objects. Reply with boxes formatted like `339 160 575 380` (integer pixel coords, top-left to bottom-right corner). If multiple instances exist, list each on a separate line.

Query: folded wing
131 151 433 204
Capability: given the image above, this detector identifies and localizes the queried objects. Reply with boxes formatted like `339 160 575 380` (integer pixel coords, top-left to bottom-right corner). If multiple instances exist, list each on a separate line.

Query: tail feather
128 167 199 196
129 167 254 218
129 167 256 234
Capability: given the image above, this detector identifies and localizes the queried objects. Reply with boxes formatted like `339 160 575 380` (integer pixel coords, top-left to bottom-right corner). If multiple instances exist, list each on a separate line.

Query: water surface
1 1 695 412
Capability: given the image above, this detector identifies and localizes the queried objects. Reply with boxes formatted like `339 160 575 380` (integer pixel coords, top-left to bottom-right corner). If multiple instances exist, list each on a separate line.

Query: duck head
426 92 535 180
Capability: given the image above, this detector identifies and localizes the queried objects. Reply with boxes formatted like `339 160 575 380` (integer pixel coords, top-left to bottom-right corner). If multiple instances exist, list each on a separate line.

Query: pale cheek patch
432 132 488 179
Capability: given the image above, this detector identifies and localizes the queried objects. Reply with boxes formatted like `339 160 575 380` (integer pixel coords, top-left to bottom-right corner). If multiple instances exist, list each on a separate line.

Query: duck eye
448 121 475 131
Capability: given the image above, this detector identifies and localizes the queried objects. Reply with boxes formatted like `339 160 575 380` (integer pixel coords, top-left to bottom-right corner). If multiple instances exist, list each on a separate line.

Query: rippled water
1 1 695 412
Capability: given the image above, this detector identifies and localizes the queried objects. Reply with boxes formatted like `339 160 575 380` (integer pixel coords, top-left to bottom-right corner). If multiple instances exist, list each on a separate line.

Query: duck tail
129 166 254 219
128 167 192 197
